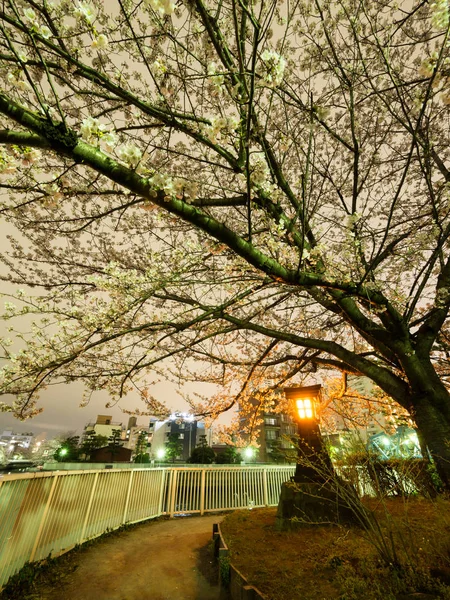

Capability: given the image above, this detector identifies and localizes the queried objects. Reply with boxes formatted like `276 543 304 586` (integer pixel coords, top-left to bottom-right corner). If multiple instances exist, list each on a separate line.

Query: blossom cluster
430 0 449 30
201 116 239 143
0 149 17 174
74 2 95 23
7 72 31 92
259 50 286 88
149 172 198 201
249 153 271 191
22 8 52 38
80 117 118 150
92 34 108 49
152 59 167 76
87 263 157 297
21 147 41 166
143 0 175 16
117 143 142 168
207 62 225 92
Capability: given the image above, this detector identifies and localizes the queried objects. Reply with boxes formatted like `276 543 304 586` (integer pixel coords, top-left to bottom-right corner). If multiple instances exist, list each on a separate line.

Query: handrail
0 465 294 590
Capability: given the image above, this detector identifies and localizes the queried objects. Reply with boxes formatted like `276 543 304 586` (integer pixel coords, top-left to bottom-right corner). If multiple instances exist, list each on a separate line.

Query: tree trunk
411 395 450 488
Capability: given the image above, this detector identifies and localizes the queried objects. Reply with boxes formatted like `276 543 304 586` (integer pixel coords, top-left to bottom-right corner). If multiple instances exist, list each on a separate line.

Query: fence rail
0 465 294 589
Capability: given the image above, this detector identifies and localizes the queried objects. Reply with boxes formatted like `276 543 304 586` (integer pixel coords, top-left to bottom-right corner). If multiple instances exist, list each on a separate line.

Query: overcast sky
0 379 219 438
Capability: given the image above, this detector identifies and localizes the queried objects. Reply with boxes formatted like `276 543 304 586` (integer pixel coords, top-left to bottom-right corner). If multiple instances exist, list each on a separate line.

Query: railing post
263 468 268 506
158 469 167 514
79 472 99 543
30 473 59 562
122 470 134 524
169 469 178 517
200 469 206 515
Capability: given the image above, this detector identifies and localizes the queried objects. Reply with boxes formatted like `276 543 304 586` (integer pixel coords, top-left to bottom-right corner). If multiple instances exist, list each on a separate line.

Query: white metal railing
0 465 294 589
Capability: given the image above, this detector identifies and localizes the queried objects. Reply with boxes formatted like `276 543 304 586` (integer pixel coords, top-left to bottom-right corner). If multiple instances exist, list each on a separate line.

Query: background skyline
0 378 230 438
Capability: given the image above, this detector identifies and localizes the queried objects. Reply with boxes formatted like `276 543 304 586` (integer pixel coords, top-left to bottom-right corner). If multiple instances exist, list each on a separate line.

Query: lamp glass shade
296 398 314 419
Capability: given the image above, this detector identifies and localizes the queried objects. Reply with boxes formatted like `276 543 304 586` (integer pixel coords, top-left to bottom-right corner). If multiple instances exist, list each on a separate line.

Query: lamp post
276 384 362 530
285 385 332 484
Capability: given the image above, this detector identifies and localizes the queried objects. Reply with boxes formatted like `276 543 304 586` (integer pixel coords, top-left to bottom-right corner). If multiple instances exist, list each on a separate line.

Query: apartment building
150 414 208 461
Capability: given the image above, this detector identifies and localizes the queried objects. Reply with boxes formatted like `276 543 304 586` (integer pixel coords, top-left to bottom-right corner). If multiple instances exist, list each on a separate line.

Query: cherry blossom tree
0 0 450 484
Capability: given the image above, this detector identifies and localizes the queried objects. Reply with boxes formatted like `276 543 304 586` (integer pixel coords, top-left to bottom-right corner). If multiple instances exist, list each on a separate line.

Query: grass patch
220 498 450 600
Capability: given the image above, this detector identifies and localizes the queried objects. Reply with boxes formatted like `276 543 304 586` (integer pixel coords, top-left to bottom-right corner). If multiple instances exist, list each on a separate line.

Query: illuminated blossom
249 153 271 190
22 148 41 166
152 59 167 75
7 72 31 92
0 149 16 174
81 117 104 142
103 131 118 151
207 62 225 91
22 8 37 25
92 34 108 49
260 49 286 87
39 25 52 39
143 0 175 16
74 2 95 23
431 0 449 29
117 143 143 168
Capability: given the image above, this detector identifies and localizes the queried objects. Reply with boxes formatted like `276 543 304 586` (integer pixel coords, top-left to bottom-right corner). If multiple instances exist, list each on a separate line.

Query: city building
0 430 34 458
82 415 123 441
254 411 298 463
150 414 209 461
122 416 151 455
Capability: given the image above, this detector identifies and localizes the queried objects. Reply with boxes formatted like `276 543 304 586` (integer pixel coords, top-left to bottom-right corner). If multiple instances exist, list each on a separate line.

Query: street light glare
296 398 313 419
244 447 254 459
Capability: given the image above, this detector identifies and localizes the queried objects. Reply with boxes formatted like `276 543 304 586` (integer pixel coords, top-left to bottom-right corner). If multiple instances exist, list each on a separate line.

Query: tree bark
410 393 450 488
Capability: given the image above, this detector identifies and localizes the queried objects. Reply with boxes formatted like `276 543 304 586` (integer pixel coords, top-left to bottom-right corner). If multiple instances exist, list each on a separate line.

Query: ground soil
220 498 450 600
18 514 228 600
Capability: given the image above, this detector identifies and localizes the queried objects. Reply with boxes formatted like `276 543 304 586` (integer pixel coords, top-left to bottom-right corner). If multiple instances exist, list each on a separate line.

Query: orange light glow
296 398 314 419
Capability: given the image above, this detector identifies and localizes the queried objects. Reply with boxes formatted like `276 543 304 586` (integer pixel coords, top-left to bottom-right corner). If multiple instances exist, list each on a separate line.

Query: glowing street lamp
286 384 321 428
295 397 315 420
243 447 254 462
285 385 332 483
277 385 361 529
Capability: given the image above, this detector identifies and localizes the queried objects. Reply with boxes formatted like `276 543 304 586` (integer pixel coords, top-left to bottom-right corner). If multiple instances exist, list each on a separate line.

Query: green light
60 448 68 456
244 447 254 459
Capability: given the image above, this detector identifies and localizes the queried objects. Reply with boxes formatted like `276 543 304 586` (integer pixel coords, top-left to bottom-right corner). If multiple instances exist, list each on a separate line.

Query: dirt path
42 515 226 600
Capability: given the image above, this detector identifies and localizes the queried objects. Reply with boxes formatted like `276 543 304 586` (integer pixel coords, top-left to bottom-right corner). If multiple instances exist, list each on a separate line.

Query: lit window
296 398 314 419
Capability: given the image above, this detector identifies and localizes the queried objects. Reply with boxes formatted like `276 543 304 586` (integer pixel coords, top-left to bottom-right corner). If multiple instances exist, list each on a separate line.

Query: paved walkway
44 515 226 600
